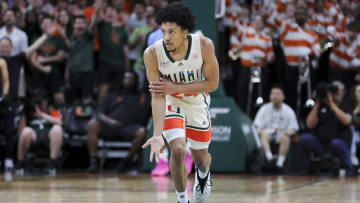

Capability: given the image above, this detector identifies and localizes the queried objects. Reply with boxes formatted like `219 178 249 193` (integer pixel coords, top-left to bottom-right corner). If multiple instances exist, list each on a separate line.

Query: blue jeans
299 134 352 169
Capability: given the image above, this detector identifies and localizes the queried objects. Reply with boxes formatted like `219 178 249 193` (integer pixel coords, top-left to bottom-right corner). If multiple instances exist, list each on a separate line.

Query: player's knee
171 146 186 162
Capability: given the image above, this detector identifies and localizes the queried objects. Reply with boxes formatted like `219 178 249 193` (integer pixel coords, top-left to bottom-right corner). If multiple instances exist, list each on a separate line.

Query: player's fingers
149 150 154 162
150 81 164 86
142 140 150 149
155 152 159 162
151 89 163 94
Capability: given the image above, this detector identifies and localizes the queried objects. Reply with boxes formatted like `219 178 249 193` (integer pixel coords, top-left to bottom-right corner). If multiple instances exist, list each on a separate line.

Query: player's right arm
142 45 165 162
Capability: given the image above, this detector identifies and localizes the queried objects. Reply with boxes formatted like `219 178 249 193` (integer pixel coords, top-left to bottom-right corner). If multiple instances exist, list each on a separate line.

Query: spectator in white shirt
0 9 28 56
254 84 299 170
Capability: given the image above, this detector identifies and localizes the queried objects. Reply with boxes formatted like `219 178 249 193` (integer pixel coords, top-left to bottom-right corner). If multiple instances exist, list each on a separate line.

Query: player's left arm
150 36 219 95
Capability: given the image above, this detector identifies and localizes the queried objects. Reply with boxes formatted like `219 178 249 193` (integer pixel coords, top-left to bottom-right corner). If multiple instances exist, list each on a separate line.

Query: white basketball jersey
154 34 208 105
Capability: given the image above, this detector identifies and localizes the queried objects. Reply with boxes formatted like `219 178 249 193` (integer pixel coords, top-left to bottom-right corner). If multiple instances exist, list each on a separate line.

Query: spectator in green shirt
66 0 102 105
96 4 130 104
129 10 157 91
30 14 67 114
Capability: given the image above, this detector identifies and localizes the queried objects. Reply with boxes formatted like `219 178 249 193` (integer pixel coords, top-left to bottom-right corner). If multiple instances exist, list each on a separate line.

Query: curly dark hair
155 2 195 32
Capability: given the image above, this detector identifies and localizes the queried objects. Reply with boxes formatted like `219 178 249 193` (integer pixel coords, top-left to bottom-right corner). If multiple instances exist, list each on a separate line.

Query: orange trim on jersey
286 55 300 63
186 128 211 142
332 48 353 61
282 40 312 48
163 118 184 131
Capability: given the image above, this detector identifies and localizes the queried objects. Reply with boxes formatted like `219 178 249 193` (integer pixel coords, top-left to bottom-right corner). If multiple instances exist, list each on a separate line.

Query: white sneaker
15 168 25 177
193 168 212 203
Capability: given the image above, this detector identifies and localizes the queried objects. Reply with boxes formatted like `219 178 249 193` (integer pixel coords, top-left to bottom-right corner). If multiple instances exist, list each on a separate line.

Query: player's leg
169 137 188 201
186 93 212 203
162 109 189 203
188 137 212 203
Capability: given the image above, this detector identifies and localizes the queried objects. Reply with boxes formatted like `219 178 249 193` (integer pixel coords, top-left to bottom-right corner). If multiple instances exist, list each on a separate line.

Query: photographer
299 81 355 176
14 91 63 176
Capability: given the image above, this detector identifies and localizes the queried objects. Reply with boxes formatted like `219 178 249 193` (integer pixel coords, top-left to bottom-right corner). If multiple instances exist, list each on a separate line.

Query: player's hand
149 78 178 95
142 135 165 162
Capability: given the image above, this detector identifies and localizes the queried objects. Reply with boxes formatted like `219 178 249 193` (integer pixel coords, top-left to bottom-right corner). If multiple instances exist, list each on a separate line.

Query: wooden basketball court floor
0 173 359 203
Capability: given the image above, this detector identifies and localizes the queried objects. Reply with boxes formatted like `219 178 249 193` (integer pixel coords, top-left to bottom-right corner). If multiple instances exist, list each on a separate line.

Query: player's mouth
165 42 173 48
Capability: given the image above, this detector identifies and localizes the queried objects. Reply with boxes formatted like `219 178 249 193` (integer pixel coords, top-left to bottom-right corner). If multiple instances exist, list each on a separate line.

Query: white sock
276 155 286 167
198 168 209 179
5 159 14 168
265 151 273 161
176 190 188 203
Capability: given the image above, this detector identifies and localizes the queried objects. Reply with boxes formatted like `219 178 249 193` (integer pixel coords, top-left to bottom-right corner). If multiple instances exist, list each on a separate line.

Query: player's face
270 88 284 105
161 22 188 52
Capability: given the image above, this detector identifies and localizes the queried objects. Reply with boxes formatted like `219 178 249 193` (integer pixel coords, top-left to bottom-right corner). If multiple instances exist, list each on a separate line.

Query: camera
315 82 338 103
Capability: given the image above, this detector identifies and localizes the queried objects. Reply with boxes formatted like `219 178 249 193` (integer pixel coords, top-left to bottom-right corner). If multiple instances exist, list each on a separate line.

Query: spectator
57 9 73 41
129 10 157 91
87 71 149 173
128 1 146 68
327 21 360 94
27 0 53 14
232 14 274 115
299 81 355 176
0 27 53 179
254 85 299 171
96 3 130 103
14 90 63 177
0 8 28 56
66 1 102 105
24 9 42 44
30 14 67 115
267 0 320 114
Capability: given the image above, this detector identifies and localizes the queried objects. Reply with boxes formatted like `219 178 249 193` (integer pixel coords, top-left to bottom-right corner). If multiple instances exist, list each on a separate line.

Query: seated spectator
15 90 63 176
299 81 355 176
87 70 150 173
254 84 299 171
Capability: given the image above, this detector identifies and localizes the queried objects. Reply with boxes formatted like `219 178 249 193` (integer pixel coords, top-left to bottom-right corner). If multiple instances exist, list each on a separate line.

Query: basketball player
142 2 219 203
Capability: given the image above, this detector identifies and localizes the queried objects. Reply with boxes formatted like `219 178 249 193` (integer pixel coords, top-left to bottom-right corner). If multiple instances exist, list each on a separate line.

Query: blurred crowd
220 0 360 176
